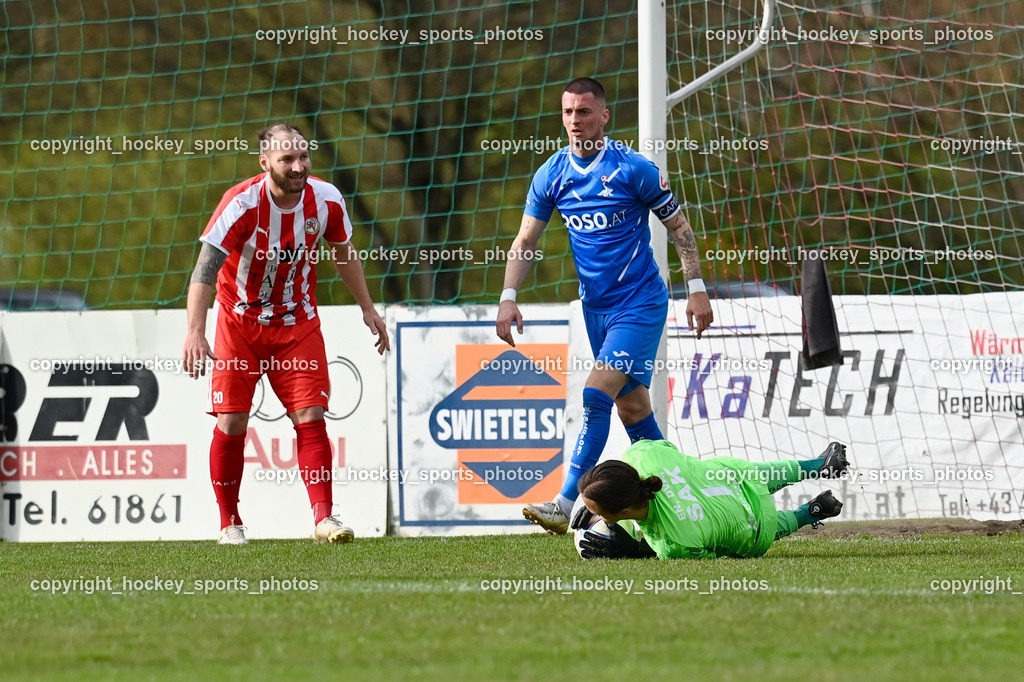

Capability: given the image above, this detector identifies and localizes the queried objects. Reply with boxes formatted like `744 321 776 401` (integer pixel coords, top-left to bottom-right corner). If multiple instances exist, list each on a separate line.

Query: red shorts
208 311 330 415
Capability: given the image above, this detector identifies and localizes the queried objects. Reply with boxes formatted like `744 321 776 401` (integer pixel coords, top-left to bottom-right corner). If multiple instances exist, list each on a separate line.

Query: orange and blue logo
429 344 567 504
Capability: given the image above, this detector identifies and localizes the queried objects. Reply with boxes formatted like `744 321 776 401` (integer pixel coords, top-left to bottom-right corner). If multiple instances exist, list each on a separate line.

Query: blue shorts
583 300 667 397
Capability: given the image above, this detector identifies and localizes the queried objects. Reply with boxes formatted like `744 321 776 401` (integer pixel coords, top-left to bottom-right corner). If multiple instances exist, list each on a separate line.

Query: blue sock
559 387 615 502
624 412 663 443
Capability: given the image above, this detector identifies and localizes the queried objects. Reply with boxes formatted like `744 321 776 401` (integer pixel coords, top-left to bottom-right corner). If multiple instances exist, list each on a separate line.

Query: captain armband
653 195 681 221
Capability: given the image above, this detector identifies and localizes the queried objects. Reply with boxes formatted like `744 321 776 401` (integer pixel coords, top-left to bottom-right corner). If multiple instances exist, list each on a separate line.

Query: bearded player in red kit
183 123 389 545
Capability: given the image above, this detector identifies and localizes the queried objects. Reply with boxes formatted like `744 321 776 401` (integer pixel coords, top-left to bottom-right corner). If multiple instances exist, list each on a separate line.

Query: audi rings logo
249 356 363 421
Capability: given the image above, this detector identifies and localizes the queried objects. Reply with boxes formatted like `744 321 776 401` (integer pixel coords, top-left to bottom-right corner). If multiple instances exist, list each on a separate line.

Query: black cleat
817 442 849 479
808 490 843 521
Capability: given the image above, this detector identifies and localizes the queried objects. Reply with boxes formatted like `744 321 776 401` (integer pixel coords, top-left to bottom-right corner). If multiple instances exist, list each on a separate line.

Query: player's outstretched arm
663 212 714 339
495 214 548 347
183 242 226 379
333 242 390 355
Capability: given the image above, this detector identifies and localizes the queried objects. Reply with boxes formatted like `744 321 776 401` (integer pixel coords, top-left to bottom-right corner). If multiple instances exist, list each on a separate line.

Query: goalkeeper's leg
775 490 844 540
747 441 849 493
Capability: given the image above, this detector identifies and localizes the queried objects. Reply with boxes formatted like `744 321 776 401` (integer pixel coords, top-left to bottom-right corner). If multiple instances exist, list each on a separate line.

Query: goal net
0 1 637 309
662 0 1024 520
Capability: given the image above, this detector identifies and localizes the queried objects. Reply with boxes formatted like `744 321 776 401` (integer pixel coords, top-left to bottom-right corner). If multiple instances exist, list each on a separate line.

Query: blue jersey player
495 77 714 534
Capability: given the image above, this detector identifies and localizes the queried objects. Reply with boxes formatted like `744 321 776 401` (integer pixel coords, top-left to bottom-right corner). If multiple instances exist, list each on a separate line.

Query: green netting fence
2 0 1022 310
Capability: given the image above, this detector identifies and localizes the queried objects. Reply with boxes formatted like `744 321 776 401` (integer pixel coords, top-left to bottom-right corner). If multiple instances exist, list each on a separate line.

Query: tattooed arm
663 212 714 339
190 242 227 287
183 243 227 378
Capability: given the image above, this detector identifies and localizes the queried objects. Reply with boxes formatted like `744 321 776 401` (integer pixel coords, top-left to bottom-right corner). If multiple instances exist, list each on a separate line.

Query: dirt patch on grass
795 518 1024 538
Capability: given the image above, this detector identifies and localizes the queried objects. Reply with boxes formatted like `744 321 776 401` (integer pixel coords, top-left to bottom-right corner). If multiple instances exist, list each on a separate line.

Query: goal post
639 0 777 432
638 0 671 430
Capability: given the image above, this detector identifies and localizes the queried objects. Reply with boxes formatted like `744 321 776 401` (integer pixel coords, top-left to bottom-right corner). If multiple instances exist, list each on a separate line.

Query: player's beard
269 167 308 195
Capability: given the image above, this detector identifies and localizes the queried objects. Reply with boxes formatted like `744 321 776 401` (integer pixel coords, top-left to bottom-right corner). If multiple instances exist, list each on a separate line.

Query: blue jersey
524 138 682 312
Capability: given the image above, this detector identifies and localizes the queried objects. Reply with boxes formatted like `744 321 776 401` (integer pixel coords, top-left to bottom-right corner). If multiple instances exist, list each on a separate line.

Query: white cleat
218 517 248 545
315 516 355 544
523 501 569 535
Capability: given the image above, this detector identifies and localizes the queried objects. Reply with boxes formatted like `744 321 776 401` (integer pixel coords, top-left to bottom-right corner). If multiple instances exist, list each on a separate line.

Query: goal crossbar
665 0 777 111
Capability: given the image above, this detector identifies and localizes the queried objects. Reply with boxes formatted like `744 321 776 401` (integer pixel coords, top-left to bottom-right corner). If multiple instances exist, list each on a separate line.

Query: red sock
210 426 246 530
295 419 333 524
312 501 333 525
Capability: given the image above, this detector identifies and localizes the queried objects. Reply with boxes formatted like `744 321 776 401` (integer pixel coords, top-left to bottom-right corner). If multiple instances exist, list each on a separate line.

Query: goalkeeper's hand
569 505 595 531
579 524 657 560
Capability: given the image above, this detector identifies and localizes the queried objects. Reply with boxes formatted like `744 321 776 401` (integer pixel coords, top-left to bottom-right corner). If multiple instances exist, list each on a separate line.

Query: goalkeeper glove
569 505 595 531
579 524 657 560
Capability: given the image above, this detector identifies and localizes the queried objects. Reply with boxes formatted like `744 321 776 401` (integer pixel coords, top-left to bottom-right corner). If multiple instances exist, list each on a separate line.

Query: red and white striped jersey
200 173 352 326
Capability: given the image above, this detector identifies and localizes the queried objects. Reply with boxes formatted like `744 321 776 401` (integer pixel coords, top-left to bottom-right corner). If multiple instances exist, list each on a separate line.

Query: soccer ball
573 517 614 559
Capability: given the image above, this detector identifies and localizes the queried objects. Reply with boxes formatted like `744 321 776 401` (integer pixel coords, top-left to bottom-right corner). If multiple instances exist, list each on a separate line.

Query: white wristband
500 288 518 303
687 278 707 295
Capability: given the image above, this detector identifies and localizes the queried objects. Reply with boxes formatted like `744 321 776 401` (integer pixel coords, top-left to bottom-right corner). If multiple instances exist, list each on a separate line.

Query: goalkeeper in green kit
572 439 849 560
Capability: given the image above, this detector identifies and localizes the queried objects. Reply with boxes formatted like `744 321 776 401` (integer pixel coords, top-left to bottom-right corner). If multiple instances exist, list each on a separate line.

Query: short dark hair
257 123 305 152
563 77 606 102
578 460 662 511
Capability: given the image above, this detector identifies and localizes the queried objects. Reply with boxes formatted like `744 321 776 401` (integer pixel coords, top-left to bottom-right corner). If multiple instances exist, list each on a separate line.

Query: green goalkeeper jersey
622 440 777 559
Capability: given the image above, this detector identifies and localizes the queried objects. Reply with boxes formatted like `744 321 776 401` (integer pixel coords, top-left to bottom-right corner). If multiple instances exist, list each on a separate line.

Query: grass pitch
2 521 1021 681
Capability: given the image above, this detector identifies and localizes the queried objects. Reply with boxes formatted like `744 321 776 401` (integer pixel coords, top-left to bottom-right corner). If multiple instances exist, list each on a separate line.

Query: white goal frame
639 0 777 430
